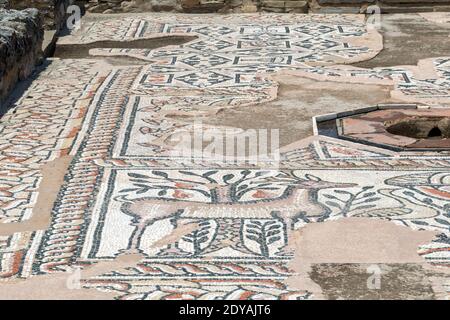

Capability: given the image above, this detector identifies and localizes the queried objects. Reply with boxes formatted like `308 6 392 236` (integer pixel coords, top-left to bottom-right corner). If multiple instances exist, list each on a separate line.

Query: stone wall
87 0 226 13
310 0 450 13
261 1 308 13
85 0 450 13
1 0 75 29
86 0 309 13
0 8 43 106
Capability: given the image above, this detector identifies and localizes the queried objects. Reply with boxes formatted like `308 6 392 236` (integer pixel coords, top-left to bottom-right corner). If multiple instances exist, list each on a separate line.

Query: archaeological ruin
0 0 450 304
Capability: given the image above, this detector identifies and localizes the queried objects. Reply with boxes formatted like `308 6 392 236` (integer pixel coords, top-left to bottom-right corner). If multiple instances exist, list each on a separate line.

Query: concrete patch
355 14 450 68
285 218 439 299
419 12 450 27
200 75 392 147
309 263 436 300
0 156 73 236
0 253 143 300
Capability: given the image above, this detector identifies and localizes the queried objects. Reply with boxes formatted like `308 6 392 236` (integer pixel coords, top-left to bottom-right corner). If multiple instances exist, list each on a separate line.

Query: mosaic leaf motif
180 221 216 256
243 220 285 257
323 186 381 217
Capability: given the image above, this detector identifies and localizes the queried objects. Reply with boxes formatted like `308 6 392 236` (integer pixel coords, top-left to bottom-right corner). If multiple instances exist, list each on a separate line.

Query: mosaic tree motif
116 170 355 254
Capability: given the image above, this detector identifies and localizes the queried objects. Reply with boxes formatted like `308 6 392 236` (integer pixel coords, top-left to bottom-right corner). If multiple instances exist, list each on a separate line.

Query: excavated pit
386 117 450 140
315 106 450 151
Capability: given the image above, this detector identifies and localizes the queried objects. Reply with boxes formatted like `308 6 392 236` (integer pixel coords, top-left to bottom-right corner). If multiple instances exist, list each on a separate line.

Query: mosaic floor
1 13 450 300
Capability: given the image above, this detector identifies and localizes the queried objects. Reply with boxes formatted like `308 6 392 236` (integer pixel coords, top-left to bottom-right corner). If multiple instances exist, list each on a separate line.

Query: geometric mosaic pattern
293 58 450 106
1 13 450 300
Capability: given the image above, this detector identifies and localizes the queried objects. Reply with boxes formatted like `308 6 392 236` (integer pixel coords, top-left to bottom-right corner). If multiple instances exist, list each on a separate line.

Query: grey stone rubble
310 0 450 13
0 8 43 107
86 0 308 13
0 0 10 9
86 0 450 13
86 0 226 13
0 0 75 29
260 1 308 13
6 0 448 14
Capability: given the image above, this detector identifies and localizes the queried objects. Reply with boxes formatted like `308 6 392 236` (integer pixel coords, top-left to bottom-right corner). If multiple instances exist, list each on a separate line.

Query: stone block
0 8 43 107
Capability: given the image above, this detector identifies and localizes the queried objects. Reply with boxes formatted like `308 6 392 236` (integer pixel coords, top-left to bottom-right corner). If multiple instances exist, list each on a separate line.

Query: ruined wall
86 0 308 13
86 0 450 13
0 8 43 107
260 1 308 13
1 0 75 29
310 0 450 13
86 0 235 13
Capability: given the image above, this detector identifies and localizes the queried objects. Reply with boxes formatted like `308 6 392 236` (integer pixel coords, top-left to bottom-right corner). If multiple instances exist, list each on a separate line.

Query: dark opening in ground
428 127 443 138
386 116 450 140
